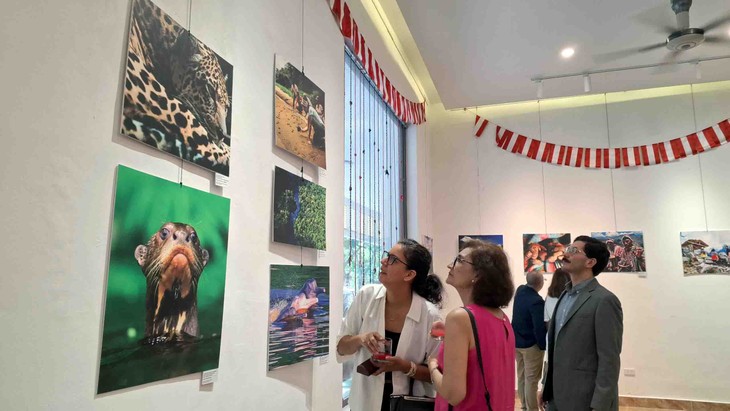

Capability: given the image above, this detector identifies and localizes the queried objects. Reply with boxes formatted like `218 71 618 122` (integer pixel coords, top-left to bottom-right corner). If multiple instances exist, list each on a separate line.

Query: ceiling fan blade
633 3 677 34
701 14 730 32
593 42 666 64
651 50 682 74
703 35 728 44
636 42 668 53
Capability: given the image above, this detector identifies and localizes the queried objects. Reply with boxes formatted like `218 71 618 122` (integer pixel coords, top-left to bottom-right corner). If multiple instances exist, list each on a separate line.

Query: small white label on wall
317 250 326 259
214 173 229 187
201 369 218 385
318 168 327 181
319 355 329 365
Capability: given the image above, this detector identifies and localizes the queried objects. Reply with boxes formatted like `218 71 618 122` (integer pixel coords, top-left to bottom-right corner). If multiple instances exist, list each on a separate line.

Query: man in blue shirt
513 271 547 411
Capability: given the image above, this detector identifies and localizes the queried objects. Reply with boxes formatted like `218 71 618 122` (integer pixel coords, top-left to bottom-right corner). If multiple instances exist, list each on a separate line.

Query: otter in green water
134 222 209 344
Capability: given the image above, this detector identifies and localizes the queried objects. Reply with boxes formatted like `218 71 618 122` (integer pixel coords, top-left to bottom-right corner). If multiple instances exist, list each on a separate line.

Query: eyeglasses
382 251 409 268
451 255 475 267
564 245 586 255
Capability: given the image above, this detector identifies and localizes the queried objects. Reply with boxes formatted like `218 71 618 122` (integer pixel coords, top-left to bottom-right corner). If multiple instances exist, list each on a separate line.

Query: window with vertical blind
342 48 407 406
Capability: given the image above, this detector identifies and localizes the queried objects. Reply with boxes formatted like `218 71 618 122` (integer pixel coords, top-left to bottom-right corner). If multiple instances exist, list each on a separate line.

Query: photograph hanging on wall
121 0 234 175
273 166 326 250
98 165 230 394
423 235 434 254
274 55 326 169
458 235 504 250
523 233 571 274
680 230 730 276
591 231 647 273
268 264 330 370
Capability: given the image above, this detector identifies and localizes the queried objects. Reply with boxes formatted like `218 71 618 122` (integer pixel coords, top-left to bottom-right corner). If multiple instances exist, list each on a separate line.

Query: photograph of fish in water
268 264 329 370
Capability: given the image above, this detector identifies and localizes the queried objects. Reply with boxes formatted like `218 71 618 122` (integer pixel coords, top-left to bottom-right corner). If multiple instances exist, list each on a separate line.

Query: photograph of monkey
97 165 230 394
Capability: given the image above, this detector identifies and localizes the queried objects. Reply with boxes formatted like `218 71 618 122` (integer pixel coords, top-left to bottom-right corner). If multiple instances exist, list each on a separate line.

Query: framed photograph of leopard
121 0 233 176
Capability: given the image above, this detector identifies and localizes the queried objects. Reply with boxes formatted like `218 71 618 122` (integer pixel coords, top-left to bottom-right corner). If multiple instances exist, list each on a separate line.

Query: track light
583 74 591 93
536 80 544 99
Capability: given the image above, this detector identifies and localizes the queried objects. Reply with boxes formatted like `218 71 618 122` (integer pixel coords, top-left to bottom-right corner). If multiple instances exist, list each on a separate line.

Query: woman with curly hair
428 239 516 411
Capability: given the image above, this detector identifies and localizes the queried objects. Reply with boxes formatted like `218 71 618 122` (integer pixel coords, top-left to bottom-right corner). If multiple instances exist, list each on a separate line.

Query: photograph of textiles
274 55 326 169
268 264 330 370
272 166 327 250
458 235 504 250
97 165 230 394
522 233 571 274
121 0 233 175
680 230 730 276
591 231 647 273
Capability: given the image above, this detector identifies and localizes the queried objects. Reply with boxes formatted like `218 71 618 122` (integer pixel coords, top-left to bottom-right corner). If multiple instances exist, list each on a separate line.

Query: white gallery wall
427 81 730 403
0 0 424 410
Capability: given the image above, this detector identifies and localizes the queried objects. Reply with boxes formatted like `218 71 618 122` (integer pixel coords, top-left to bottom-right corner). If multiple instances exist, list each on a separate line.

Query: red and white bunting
474 115 730 169
329 0 426 125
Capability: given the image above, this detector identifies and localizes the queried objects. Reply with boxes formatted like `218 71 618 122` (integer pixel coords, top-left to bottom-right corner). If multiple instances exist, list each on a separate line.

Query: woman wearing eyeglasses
428 239 515 411
337 239 443 411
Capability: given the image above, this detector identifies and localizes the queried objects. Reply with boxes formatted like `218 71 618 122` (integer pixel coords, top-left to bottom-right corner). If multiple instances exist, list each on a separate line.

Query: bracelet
405 361 417 377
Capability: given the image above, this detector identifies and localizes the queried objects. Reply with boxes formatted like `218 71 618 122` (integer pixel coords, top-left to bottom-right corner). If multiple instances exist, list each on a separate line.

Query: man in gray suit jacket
539 235 623 411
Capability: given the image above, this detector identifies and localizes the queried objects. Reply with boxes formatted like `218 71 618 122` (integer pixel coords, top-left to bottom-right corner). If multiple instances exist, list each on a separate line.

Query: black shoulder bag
448 307 494 411
389 377 435 411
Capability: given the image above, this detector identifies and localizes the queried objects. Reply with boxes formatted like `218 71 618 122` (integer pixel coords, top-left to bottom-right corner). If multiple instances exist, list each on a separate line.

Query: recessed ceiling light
561 47 575 58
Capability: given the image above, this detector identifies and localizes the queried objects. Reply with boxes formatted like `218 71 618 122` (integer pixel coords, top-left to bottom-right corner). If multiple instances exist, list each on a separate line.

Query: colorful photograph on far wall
458 235 504 250
274 55 326 169
121 0 233 175
98 165 230 394
680 230 730 276
523 233 571 274
273 167 326 250
268 265 330 370
591 231 647 273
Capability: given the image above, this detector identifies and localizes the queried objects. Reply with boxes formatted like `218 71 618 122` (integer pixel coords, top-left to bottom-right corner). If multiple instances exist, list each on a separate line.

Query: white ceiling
393 0 730 109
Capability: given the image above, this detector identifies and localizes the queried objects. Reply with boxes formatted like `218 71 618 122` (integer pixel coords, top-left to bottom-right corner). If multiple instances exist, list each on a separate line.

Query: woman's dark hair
574 235 610 275
462 239 514 308
547 268 570 298
398 239 443 307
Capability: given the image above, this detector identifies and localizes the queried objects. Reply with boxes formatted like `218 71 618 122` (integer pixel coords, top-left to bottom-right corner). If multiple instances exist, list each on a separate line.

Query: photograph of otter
121 0 234 176
268 265 330 370
680 230 730 276
274 55 326 169
273 166 327 250
523 233 572 274
592 231 647 273
458 235 504 250
97 165 230 394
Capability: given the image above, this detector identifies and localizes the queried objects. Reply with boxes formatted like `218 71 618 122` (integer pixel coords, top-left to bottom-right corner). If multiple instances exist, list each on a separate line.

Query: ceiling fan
594 0 730 65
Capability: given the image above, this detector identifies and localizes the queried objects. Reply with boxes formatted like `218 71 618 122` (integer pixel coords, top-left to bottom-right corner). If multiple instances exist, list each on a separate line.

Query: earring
471 279 476 284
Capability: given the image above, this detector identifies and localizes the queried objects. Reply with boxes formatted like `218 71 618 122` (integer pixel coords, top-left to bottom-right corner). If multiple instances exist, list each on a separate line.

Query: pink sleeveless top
435 305 515 411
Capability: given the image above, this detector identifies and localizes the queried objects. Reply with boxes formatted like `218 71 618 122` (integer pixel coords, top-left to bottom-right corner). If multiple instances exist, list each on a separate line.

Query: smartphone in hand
356 358 379 376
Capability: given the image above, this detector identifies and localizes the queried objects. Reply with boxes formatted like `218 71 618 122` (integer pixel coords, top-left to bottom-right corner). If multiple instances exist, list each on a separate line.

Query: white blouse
337 284 442 411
